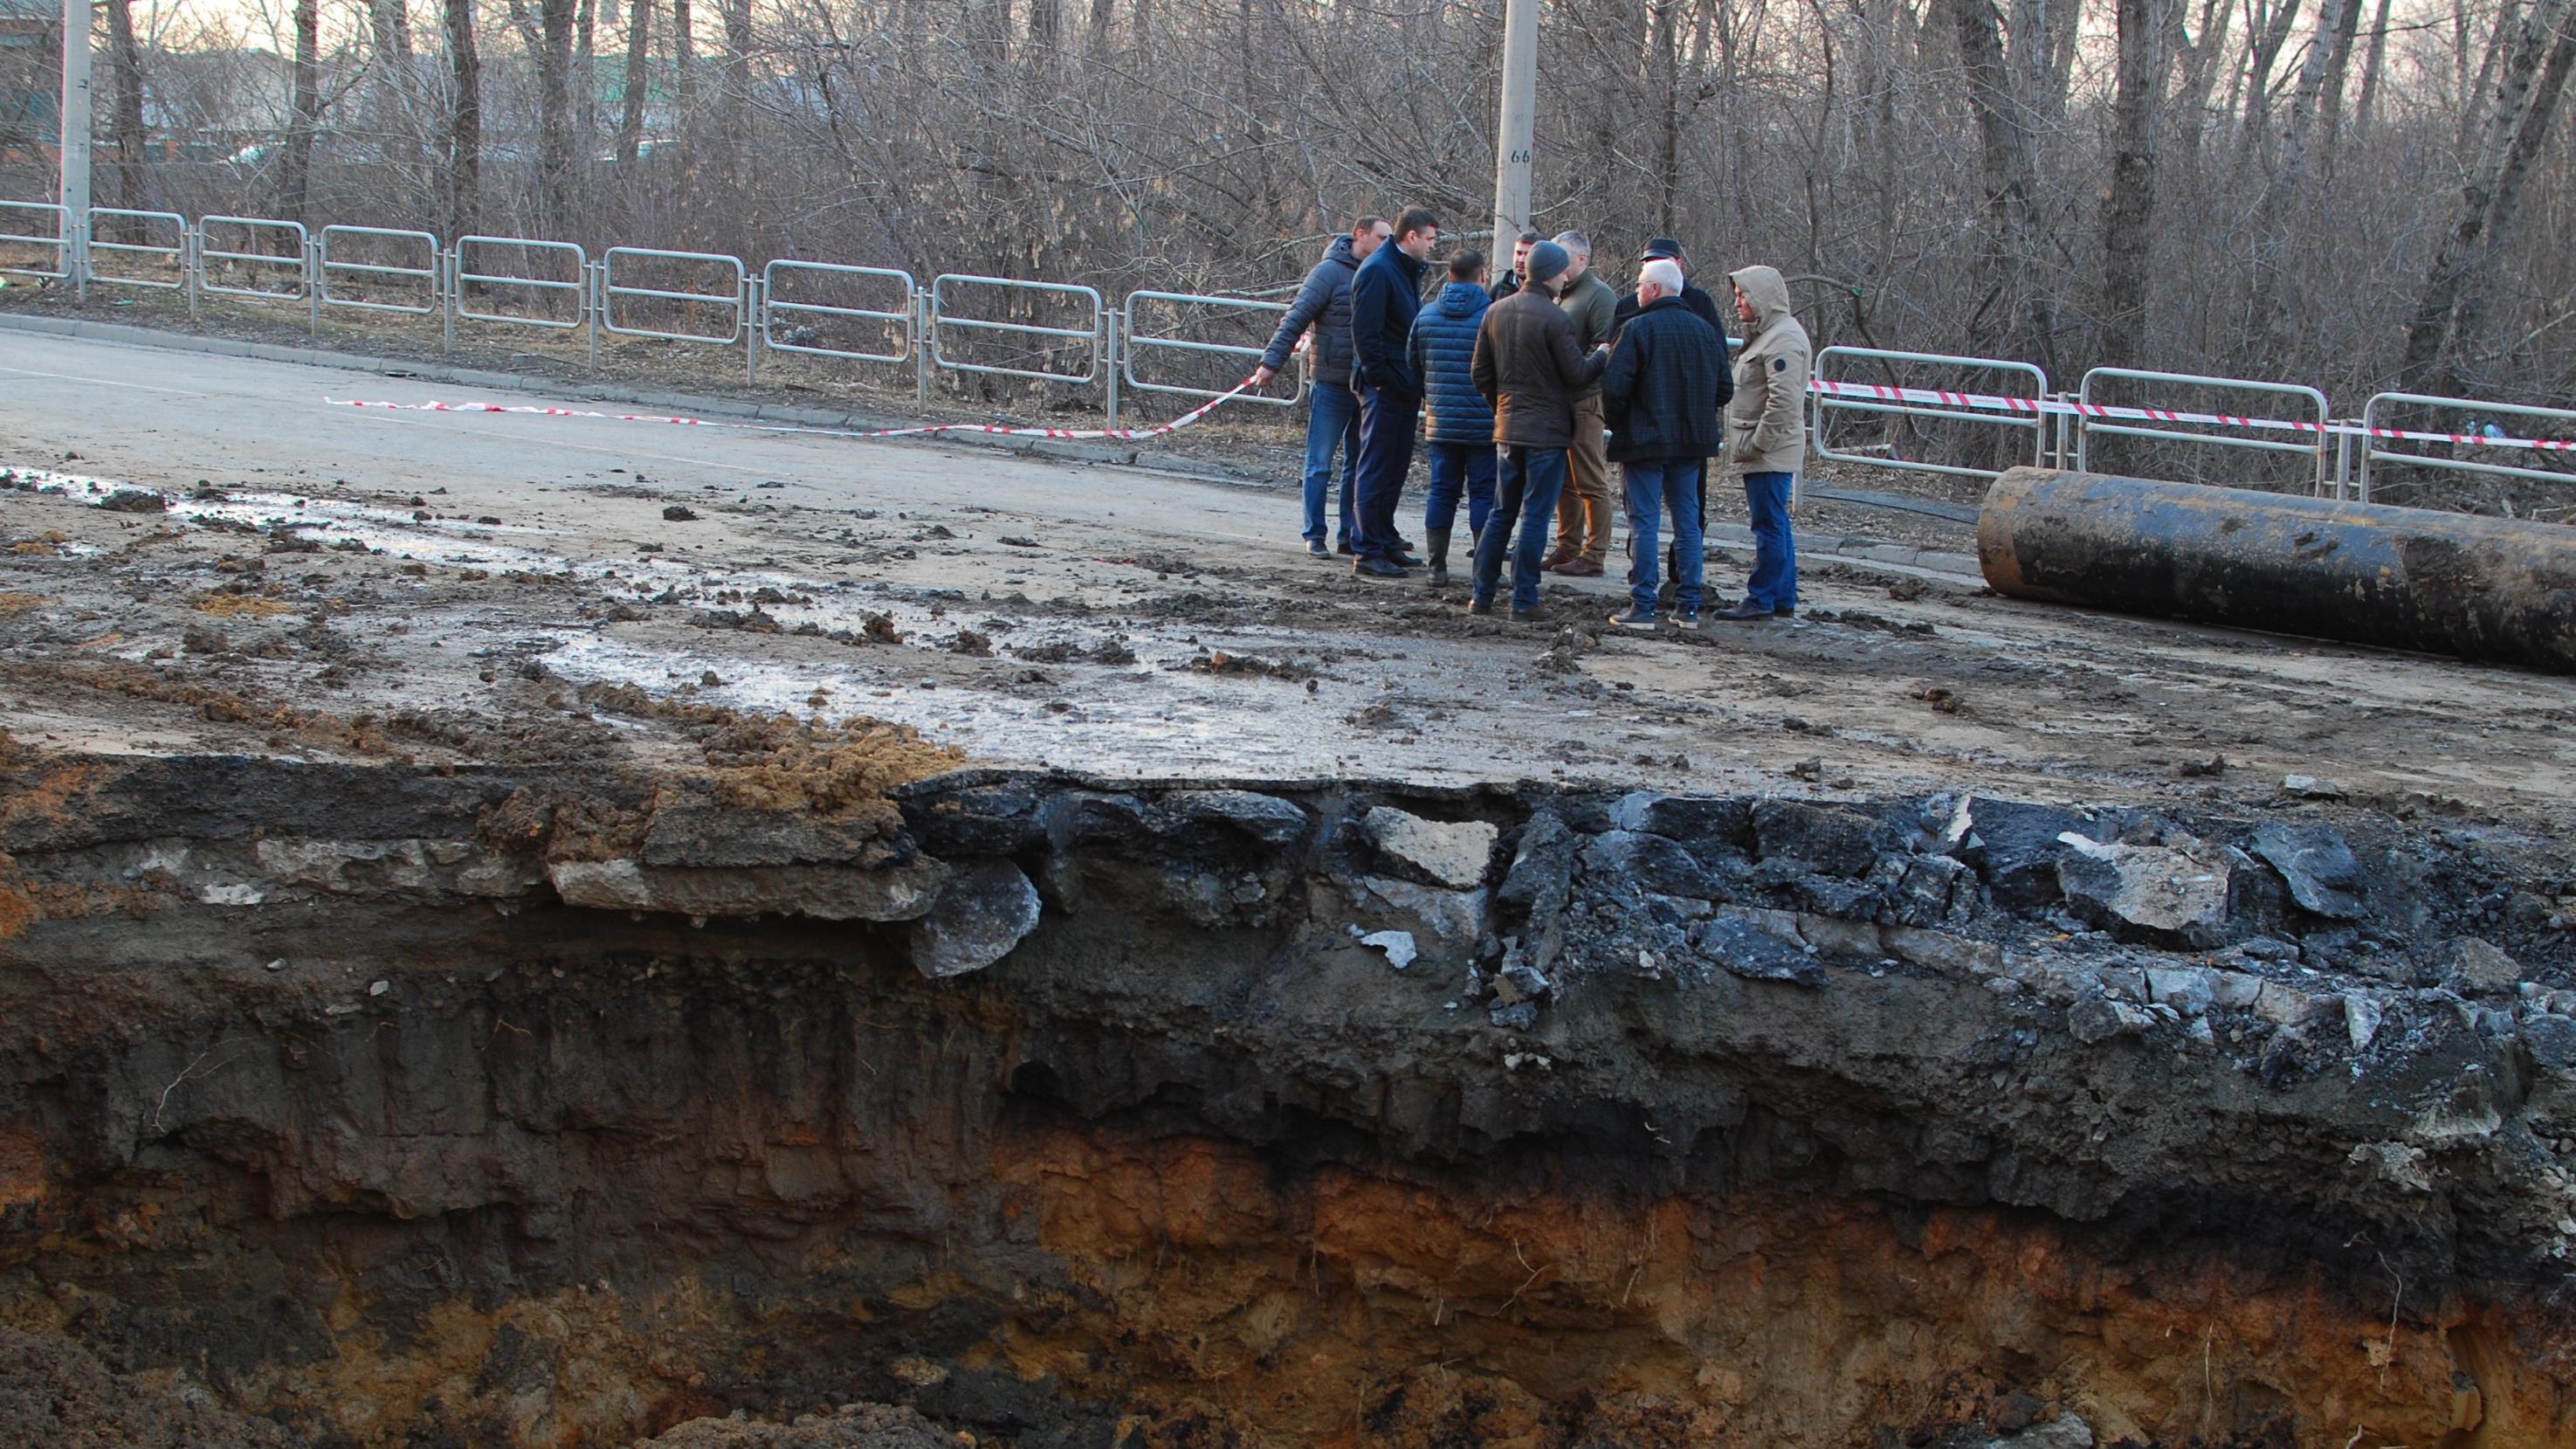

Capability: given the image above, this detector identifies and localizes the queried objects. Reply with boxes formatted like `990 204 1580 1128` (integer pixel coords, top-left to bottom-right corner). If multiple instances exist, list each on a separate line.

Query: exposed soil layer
4 748 2574 1448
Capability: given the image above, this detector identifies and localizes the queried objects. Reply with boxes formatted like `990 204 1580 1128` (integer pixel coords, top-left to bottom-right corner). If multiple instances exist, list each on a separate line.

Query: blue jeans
1424 440 1497 539
1473 446 1567 611
1743 470 1798 611
1301 382 1361 545
1622 459 1704 615
1352 384 1420 560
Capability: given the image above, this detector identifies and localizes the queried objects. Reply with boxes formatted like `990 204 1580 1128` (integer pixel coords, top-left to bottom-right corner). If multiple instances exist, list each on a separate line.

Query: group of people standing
1252 207 1812 629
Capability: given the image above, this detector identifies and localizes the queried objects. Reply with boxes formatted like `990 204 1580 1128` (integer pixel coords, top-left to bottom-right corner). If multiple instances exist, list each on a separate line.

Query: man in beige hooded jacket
1715 265 1809 620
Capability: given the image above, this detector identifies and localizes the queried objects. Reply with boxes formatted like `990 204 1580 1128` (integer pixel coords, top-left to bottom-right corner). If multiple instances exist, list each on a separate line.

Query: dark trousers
1473 445 1568 612
1424 439 1498 539
1352 384 1419 561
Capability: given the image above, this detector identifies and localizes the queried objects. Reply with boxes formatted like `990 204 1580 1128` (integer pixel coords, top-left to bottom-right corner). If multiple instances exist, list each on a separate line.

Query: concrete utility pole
1490 0 1537 259
58 0 93 294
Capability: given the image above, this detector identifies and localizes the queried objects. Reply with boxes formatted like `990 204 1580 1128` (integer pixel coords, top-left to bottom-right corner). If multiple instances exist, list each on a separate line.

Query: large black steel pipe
1977 467 2576 673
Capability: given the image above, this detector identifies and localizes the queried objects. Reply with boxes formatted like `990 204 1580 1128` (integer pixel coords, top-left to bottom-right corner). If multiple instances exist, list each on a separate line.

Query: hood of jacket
1434 280 1489 317
1728 265 1793 334
1322 233 1360 271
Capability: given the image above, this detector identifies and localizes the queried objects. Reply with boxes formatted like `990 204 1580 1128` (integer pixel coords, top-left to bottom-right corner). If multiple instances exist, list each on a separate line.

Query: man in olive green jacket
1715 264 1811 621
1542 231 1619 576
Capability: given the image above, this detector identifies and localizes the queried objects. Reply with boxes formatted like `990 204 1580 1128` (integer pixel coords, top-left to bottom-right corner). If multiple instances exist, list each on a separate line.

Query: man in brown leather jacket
1467 241 1608 622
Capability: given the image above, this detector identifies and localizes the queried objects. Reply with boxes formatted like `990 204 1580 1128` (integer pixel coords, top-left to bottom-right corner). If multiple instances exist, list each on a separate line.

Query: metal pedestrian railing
2076 368 2335 498
1121 290 1302 411
83 208 187 293
2359 392 2576 504
197 216 309 302
320 226 440 317
1812 346 2056 483
929 274 1105 386
0 201 68 279
761 259 914 366
7 193 2573 511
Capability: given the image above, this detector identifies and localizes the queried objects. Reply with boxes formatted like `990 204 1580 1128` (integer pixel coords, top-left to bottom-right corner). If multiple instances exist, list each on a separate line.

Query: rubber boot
1424 528 1452 586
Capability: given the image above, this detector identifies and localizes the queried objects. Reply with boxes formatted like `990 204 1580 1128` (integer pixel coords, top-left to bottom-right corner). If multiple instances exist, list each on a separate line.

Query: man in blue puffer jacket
1407 249 1496 586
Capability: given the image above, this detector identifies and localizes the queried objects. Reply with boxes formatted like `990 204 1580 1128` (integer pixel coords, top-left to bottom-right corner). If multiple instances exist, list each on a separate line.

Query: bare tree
444 0 481 238
2095 0 2165 369
614 0 650 164
100 0 149 230
2397 0 2576 390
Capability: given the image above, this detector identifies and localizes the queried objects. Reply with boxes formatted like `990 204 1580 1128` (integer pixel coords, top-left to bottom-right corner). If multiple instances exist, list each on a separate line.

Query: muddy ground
1 326 2569 830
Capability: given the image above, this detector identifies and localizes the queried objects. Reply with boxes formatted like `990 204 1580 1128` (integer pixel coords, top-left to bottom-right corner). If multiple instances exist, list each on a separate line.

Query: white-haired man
1599 257 1731 630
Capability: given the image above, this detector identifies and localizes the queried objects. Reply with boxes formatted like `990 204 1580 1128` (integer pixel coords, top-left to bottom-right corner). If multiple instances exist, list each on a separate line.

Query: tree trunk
1085 0 1113 52
280 0 322 223
2095 0 2165 369
2243 0 2356 365
2425 20 2576 390
576 0 597 163
722 0 750 116
537 0 577 231
615 0 650 164
367 0 418 192
2394 0 2575 390
1942 0 2059 378
101 0 148 234
445 0 481 239
674 0 696 114
2350 0 2393 131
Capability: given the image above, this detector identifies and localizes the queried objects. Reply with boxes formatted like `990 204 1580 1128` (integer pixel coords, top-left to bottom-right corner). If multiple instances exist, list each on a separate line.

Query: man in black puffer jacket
1601 256 1730 630
1257 215 1391 558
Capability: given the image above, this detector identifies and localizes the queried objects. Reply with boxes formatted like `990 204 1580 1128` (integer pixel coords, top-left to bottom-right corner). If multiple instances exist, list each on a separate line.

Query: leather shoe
1353 557 1409 579
1511 606 1547 623
1468 598 1493 616
1334 539 1356 555
1556 558 1603 577
1774 604 1796 618
1539 547 1577 571
1388 551 1424 569
1305 540 1330 558
1712 602 1774 621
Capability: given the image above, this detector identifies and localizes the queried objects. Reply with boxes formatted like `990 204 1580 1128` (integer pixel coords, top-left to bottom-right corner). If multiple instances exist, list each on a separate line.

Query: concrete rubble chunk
2146 966 2215 1017
1359 929 1418 969
2451 936 2523 992
907 861 1042 978
2256 981 2333 1026
1582 830 1725 900
1357 877 1491 944
2280 774 2345 800
2054 831 2232 942
1171 790 1312 847
549 858 950 921
1691 915 1827 987
2069 994 2156 1045
2343 992 2386 1051
2524 1014 2576 1073
2249 822 2365 920
1364 806 1499 890
1498 811 1576 914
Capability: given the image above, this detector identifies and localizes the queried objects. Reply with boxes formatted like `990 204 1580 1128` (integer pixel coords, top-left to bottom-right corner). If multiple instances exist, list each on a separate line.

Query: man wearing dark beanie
1468 240 1608 621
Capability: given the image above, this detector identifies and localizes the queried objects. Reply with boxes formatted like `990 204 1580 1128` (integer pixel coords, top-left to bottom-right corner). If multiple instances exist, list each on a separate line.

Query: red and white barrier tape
1807 376 2576 456
326 377 1258 443
330 374 2574 466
